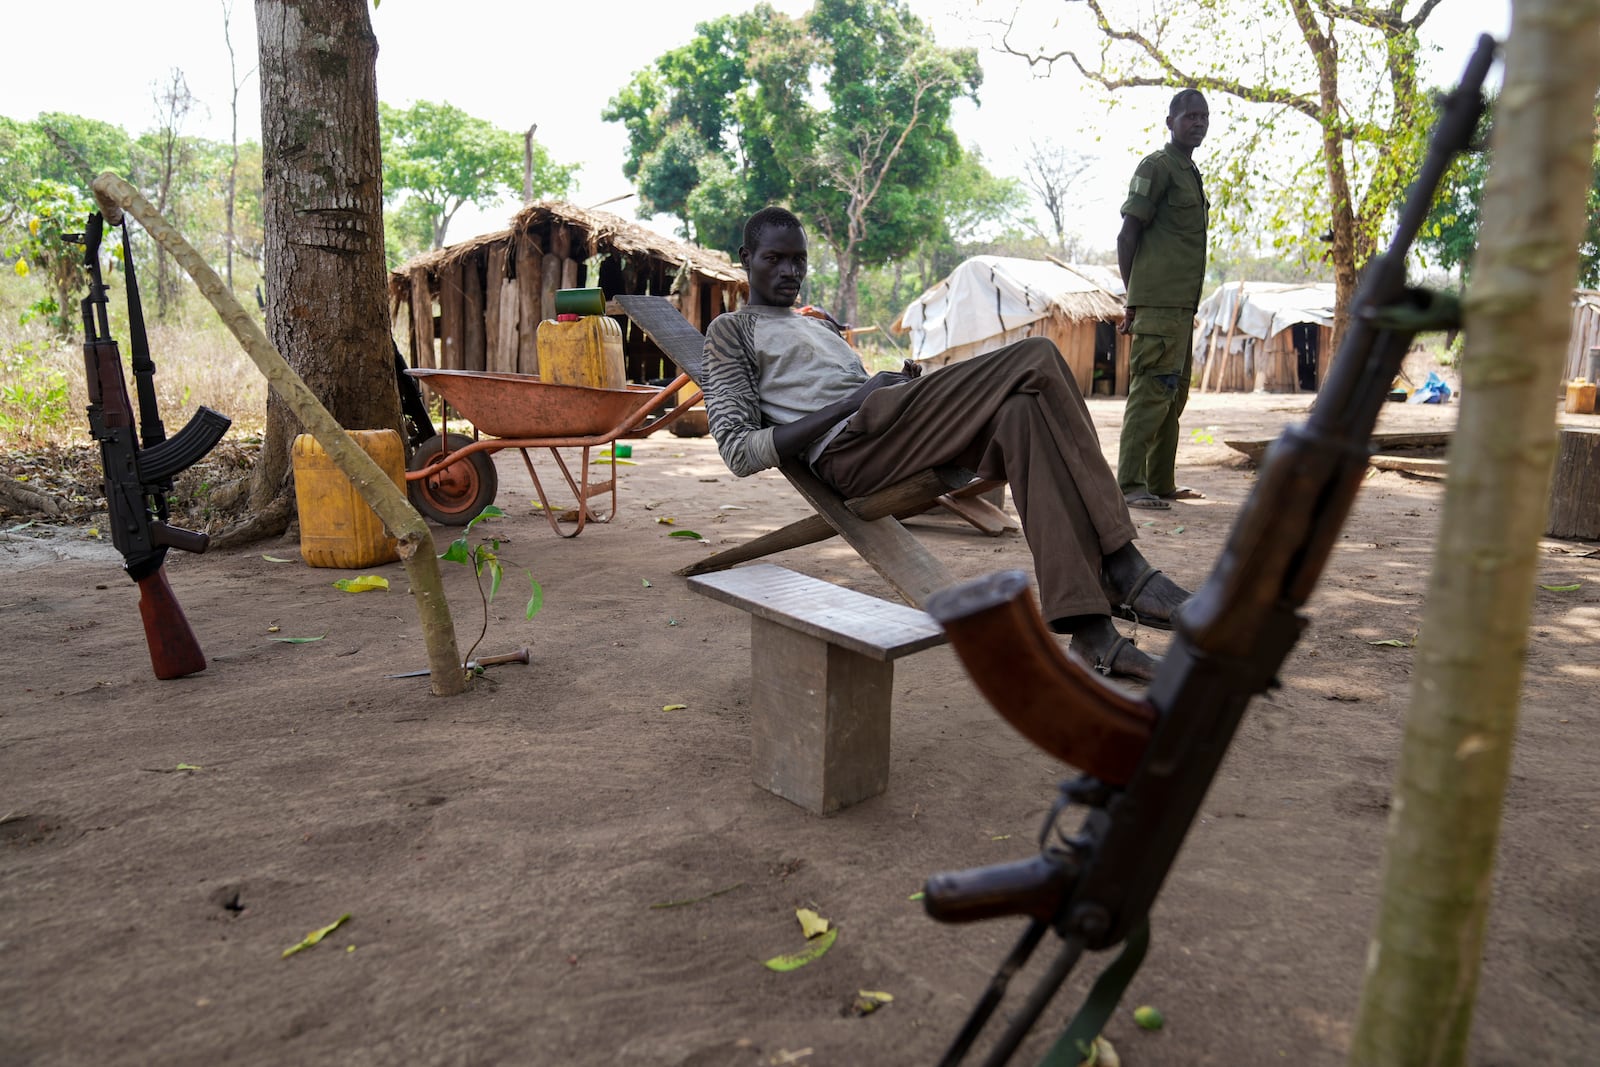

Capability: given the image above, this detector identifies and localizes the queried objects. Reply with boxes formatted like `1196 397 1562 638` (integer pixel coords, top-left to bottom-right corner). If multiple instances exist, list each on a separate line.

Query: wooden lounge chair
614 294 1014 607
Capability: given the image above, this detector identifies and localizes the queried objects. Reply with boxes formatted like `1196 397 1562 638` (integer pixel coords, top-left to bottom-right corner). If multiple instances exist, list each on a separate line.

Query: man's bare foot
1066 618 1160 682
1101 547 1191 631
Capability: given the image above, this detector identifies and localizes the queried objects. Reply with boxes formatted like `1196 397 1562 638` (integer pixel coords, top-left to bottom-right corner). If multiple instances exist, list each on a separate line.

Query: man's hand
848 368 916 405
1119 307 1135 336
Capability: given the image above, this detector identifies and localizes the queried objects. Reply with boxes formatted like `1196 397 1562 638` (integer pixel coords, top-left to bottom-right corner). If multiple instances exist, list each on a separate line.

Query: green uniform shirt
1121 144 1208 318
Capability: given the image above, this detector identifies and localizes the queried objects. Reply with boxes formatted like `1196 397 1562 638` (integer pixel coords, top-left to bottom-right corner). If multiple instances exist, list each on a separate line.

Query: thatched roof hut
389 201 746 383
893 256 1131 396
1193 281 1335 393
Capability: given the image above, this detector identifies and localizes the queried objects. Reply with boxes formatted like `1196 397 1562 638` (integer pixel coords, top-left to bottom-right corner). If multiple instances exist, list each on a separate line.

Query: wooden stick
91 172 467 697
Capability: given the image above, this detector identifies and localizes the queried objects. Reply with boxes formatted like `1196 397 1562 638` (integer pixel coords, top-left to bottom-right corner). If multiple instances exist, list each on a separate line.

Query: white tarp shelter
1193 281 1336 392
895 256 1129 395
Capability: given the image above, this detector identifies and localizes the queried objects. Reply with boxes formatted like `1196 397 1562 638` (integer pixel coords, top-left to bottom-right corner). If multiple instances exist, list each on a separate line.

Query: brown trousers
813 337 1136 621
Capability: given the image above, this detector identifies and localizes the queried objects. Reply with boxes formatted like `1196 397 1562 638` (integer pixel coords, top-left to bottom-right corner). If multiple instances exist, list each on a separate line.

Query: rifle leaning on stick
72 211 231 679
918 35 1496 1067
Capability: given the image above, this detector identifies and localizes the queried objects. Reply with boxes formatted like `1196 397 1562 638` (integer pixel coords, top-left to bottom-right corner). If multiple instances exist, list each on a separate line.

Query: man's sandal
1159 486 1205 500
1103 564 1177 632
1124 492 1171 510
1092 635 1139 677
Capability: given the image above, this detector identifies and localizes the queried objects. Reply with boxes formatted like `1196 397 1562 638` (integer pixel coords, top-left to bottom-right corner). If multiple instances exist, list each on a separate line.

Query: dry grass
0 278 267 451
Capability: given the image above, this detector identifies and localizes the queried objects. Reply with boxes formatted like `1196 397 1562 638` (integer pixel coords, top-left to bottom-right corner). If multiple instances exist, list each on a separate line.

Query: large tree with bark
998 0 1446 347
1349 4 1600 1062
233 0 401 539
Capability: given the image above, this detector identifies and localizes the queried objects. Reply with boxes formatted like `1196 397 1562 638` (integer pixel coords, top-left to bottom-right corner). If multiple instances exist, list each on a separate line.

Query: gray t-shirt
702 304 868 477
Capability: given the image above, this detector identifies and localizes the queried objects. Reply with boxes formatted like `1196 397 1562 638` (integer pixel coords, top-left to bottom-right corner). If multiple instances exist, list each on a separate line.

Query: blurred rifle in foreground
74 212 231 679
920 35 1496 1067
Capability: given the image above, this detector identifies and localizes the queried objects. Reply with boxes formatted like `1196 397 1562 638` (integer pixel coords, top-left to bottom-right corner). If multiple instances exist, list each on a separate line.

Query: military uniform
1118 144 1208 499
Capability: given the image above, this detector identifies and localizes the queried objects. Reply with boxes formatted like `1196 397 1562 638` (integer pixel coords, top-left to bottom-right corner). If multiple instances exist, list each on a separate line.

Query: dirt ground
2 392 1596 1067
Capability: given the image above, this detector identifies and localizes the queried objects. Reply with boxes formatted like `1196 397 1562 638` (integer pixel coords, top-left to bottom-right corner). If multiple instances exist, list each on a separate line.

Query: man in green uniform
1116 88 1210 510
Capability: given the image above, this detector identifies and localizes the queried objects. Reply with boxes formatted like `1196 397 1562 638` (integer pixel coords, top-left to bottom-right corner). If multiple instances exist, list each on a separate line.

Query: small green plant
438 504 543 672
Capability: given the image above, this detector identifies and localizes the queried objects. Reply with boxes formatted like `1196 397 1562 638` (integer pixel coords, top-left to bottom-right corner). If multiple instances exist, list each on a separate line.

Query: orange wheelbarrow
403 368 699 537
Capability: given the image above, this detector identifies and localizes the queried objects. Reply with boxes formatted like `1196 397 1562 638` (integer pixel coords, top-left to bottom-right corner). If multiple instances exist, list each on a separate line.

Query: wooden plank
462 255 486 372
515 237 542 375
438 261 464 370
676 514 838 578
748 620 892 815
497 280 520 375
689 564 946 660
1369 454 1448 475
484 244 505 371
782 461 956 609
1225 430 1455 464
409 267 435 370
539 252 560 323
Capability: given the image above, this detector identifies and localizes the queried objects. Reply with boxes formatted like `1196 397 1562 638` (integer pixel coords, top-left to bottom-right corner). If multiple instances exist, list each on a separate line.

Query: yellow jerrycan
536 287 627 390
291 429 404 568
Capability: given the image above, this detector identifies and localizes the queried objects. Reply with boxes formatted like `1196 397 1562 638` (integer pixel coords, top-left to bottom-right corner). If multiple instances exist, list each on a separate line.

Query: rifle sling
119 219 166 450
1037 920 1151 1067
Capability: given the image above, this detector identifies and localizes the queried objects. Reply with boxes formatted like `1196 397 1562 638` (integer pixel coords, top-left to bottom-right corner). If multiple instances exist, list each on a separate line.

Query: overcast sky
3 0 1511 252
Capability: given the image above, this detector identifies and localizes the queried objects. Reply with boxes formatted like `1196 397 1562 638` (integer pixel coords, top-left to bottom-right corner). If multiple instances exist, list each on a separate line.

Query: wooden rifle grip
135 567 207 679
927 572 1155 785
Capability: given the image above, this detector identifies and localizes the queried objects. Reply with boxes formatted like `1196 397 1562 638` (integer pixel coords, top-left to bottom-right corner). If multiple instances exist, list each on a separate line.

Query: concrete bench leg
749 616 893 815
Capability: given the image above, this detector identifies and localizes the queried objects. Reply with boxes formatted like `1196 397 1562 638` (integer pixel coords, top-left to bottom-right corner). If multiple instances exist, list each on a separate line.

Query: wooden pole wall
409 267 435 369
438 261 464 370
515 235 542 376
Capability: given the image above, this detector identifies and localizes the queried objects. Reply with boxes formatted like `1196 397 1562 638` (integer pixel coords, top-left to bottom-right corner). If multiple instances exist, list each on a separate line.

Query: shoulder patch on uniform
1130 175 1152 198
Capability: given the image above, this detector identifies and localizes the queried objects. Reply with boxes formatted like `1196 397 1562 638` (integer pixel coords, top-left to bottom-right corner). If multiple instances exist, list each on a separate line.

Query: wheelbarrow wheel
408 433 498 525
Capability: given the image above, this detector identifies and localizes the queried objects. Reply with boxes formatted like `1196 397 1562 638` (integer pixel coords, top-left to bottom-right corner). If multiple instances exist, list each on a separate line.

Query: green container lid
554 287 606 317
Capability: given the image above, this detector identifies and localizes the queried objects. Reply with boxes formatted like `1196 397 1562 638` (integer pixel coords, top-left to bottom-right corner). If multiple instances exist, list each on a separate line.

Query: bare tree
1349 5 1600 1063
996 0 1447 349
1022 138 1091 256
220 0 257 291
150 68 196 319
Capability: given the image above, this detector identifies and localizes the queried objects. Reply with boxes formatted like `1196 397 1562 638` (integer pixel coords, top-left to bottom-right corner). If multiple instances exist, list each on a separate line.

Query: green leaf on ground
175 763 203 772
282 913 352 959
332 575 388 593
261 555 293 563
1368 638 1410 648
668 529 705 540
271 635 326 644
1540 583 1581 592
763 926 838 972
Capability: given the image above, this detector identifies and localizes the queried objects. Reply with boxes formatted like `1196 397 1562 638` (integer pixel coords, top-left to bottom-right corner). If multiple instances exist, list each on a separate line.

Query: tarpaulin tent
1193 281 1335 393
894 256 1130 395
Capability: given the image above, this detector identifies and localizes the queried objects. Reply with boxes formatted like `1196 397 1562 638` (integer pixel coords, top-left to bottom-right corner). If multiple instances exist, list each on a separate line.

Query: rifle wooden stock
136 566 207 679
925 571 1155 785
925 854 1075 925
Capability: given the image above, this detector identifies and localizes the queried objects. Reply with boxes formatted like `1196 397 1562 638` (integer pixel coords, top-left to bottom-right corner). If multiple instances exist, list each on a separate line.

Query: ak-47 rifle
74 211 232 679
918 35 1497 1067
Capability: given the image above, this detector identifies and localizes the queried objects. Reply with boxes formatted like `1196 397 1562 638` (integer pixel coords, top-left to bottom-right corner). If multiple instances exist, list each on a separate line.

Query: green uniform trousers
1117 326 1194 498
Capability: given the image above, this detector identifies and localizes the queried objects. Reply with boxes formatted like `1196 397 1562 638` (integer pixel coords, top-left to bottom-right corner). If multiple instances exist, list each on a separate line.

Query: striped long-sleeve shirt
701 304 869 478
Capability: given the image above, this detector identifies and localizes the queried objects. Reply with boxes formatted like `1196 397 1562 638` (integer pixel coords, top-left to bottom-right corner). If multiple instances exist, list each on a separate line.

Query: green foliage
2 180 96 336
438 504 543 671
1420 93 1600 288
603 0 991 316
380 101 577 255
1025 1 1445 312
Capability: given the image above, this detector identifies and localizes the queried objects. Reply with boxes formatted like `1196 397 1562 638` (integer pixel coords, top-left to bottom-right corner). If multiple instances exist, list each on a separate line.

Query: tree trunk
248 0 402 524
1348 6 1600 1065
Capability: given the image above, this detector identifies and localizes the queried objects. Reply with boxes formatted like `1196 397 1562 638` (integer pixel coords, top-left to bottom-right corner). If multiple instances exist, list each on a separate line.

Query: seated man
701 206 1190 680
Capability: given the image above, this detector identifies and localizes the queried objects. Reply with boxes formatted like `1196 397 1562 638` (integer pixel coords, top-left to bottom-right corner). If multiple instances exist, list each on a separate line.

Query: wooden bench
688 564 949 815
